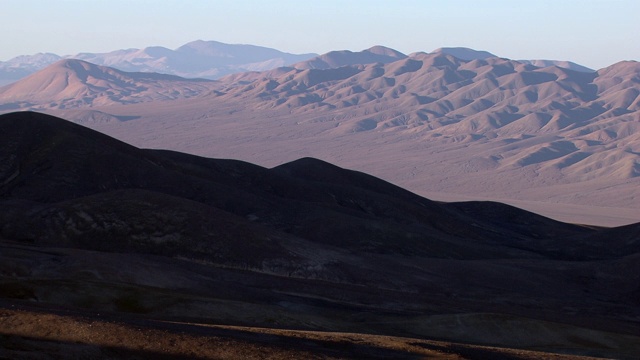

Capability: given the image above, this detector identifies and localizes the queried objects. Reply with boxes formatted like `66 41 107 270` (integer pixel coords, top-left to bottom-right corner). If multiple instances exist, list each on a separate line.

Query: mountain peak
365 46 406 58
517 59 595 72
432 47 498 60
2 52 62 65
0 59 218 109
53 58 100 70
176 40 233 56
294 47 407 70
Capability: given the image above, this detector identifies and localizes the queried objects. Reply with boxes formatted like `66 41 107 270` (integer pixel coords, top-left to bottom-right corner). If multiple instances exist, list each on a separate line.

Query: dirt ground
0 301 605 360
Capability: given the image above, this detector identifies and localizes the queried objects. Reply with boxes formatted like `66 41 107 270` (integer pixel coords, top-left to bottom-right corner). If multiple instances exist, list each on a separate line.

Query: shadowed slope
1 112 640 359
0 111 601 260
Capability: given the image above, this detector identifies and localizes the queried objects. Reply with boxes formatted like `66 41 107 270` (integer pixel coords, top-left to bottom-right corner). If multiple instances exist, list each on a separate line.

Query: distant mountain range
0 40 317 85
0 44 637 225
0 41 597 87
433 47 595 72
292 45 407 69
1 111 639 358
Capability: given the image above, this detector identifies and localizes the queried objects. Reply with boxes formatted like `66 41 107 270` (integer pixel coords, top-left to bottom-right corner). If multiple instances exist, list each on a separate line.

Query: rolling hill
0 59 219 112
1 111 640 358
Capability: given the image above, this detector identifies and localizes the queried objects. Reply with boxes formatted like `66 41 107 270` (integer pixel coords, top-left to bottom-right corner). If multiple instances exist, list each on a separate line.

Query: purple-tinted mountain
433 47 594 72
0 53 63 86
517 59 594 73
74 40 317 78
431 47 497 61
0 40 317 84
293 46 407 69
0 59 219 111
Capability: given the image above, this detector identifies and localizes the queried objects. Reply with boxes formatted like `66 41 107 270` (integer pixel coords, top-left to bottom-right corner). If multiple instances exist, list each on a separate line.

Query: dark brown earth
1 112 639 359
0 301 605 360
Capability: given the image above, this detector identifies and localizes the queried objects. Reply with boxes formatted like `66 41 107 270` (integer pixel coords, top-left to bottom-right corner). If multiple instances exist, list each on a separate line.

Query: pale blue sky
2 0 638 69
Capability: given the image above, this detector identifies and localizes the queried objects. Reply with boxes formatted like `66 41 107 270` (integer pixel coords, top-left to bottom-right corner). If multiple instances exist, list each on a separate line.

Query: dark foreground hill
1 112 639 358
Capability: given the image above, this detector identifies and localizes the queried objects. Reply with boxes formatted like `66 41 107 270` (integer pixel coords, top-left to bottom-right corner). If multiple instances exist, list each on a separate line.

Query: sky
2 0 639 70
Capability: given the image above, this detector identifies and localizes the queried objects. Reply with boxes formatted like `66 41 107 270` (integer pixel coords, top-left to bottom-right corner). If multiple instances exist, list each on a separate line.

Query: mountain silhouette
1 111 639 358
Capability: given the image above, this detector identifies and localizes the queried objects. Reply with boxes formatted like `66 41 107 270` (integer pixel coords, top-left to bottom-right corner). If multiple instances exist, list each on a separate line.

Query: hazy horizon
2 0 639 70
